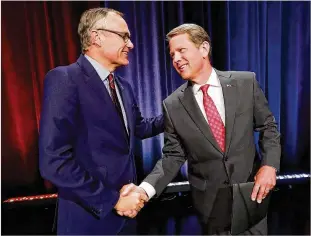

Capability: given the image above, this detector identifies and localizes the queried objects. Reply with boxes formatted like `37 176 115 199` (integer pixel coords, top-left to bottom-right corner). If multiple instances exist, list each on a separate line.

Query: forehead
102 12 130 32
169 33 194 52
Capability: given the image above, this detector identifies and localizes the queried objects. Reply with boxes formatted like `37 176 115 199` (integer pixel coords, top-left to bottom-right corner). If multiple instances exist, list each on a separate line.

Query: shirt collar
192 68 220 95
84 54 112 81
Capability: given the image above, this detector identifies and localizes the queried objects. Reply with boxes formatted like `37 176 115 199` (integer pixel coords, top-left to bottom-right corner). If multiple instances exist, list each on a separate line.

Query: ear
200 41 210 59
90 30 102 47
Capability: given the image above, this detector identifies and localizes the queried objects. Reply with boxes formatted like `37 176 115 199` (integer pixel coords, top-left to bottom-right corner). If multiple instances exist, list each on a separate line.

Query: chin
120 59 129 66
179 72 191 80
179 75 188 80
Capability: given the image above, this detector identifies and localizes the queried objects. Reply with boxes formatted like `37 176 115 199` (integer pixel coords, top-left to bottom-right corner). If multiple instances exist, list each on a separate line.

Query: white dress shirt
140 68 226 199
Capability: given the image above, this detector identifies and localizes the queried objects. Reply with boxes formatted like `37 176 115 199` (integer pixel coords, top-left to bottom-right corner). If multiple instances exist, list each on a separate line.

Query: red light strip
3 194 58 203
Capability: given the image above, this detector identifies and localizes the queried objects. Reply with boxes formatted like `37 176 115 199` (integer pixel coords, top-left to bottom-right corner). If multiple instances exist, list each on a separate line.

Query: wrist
261 165 277 172
138 186 147 195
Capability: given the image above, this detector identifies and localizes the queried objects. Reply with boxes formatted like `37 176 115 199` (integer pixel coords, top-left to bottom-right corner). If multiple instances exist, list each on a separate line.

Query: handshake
114 183 149 218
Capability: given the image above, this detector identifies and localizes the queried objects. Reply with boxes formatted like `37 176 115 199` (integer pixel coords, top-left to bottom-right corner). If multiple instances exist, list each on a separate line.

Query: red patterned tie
108 73 128 139
200 84 225 152
108 74 122 112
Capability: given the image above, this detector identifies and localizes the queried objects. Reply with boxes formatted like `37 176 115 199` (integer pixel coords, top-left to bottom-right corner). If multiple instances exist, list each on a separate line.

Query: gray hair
78 8 124 53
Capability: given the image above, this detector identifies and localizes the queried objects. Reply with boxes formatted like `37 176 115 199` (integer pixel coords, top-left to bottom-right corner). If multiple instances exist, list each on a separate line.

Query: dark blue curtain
101 1 310 179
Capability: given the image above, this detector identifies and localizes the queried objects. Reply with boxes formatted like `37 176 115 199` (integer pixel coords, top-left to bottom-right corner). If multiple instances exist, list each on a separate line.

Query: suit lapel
114 76 133 140
215 70 237 156
77 55 131 143
179 82 223 154
78 54 112 105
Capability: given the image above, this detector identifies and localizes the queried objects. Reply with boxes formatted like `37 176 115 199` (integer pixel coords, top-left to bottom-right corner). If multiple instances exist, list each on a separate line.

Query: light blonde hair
166 23 212 60
78 8 124 53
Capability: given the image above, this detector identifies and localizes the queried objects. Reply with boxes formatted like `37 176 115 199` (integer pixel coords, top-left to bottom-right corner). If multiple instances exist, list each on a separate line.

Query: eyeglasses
95 28 131 43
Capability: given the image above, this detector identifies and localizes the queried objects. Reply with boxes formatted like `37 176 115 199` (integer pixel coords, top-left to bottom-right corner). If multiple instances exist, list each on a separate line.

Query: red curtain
2 1 100 197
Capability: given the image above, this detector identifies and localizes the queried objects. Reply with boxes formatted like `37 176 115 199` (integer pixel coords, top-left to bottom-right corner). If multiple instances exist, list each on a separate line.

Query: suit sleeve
252 73 281 171
143 101 187 197
131 91 164 139
39 68 119 218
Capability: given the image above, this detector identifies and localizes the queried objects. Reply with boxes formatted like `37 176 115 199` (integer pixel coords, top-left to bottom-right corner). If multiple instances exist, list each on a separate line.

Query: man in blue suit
39 8 164 235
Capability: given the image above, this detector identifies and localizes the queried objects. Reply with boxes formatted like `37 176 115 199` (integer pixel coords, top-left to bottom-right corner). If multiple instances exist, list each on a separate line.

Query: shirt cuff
139 182 156 199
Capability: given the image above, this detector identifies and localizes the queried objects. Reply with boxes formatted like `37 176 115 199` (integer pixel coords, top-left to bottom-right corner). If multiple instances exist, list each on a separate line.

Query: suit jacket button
223 180 229 185
224 156 229 161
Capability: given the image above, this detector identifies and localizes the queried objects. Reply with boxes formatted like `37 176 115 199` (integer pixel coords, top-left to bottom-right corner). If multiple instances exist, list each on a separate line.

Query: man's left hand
251 165 276 203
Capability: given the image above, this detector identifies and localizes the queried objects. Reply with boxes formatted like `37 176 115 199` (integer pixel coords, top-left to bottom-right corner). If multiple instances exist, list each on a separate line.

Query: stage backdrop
2 1 310 199
1 1 101 198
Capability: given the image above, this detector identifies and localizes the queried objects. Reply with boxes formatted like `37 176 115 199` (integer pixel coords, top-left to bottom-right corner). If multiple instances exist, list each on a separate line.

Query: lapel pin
226 84 232 87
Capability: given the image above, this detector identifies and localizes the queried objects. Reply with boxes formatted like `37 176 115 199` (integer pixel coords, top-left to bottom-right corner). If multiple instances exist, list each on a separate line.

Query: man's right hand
115 183 149 218
120 183 148 197
114 191 147 209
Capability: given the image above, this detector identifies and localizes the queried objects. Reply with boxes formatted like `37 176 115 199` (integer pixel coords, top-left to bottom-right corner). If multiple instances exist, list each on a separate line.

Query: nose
126 39 134 49
173 52 181 64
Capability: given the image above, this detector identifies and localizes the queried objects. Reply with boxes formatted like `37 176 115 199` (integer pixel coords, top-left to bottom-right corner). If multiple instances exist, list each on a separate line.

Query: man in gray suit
120 23 281 235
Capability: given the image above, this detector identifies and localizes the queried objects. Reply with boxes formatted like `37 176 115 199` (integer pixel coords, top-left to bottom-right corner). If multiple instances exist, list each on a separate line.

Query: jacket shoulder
226 70 255 81
45 62 80 78
228 71 258 90
44 62 81 88
164 82 188 104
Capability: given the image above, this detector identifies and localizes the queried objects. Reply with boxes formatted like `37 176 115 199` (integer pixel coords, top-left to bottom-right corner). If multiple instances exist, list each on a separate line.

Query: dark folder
230 182 271 235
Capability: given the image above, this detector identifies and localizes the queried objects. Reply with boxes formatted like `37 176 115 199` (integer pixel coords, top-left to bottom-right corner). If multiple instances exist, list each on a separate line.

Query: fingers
120 184 149 204
251 184 260 201
262 183 275 199
262 187 270 199
136 200 144 211
255 185 266 203
272 176 276 187
120 183 136 197
252 183 268 203
252 165 277 203
139 192 149 202
117 210 138 218
123 210 134 216
252 182 275 203
115 192 147 213
126 210 138 218
132 195 145 211
120 184 131 193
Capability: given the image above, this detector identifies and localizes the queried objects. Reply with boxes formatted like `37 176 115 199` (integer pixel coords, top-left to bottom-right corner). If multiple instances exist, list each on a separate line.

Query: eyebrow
169 46 183 55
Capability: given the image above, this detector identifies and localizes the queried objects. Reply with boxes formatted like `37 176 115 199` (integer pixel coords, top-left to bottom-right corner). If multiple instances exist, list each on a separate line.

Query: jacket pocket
188 174 208 191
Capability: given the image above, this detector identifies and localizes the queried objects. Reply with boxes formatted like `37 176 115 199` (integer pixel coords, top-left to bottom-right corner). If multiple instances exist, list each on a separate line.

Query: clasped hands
114 183 148 218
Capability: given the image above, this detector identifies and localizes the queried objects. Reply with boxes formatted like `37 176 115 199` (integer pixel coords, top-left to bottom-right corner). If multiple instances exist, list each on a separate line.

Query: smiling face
91 12 134 71
169 33 210 82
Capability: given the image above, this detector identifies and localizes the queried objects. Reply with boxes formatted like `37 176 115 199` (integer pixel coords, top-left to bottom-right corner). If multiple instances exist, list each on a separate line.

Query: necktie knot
108 73 113 82
108 73 115 89
200 84 210 94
